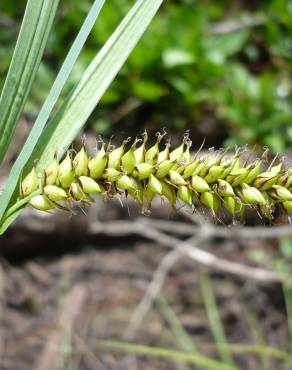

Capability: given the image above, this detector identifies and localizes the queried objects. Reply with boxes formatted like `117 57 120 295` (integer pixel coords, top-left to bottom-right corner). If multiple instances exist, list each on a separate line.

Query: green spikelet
29 195 56 211
177 185 192 205
73 147 89 177
108 138 130 169
21 167 38 196
44 185 68 202
121 142 136 175
156 160 175 179
161 181 176 205
88 144 107 179
148 174 162 195
58 152 75 189
45 157 59 185
135 163 153 180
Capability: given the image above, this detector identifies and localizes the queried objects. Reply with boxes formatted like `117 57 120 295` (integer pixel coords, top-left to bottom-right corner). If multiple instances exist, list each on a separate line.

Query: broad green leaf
0 0 60 164
0 0 107 223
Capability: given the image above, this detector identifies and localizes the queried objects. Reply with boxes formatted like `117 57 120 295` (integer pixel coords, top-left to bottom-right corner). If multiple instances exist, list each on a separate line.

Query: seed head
20 132 292 221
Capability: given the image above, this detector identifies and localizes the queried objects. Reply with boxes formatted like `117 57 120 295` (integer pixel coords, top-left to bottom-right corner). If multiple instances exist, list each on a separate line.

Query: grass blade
200 274 238 369
0 0 107 223
157 294 197 353
98 340 236 370
0 0 59 164
33 0 163 170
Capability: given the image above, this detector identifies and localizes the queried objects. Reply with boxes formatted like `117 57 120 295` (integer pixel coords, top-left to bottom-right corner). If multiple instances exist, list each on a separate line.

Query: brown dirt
0 209 291 370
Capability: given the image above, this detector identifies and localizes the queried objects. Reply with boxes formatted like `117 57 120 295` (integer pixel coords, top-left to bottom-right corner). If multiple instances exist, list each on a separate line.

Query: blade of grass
156 294 197 353
279 268 292 352
0 0 107 225
98 340 236 370
241 299 273 370
195 343 292 363
33 0 163 169
0 0 162 230
0 0 59 164
200 274 238 369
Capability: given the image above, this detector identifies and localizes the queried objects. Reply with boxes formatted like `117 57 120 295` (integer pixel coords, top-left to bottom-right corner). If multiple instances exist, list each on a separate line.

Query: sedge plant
0 0 162 234
1 0 292 234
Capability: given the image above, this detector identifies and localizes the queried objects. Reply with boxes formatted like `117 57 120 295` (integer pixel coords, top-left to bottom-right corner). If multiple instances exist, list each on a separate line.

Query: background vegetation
1 1 292 369
1 0 292 151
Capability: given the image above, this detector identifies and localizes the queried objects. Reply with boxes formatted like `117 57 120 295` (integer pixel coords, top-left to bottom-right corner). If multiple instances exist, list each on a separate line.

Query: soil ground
0 202 291 370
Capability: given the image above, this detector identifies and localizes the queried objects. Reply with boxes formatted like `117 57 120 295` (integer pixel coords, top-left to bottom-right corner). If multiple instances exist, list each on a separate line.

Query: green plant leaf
0 0 60 165
34 0 163 169
0 209 23 235
0 0 107 223
1 0 162 230
98 340 235 370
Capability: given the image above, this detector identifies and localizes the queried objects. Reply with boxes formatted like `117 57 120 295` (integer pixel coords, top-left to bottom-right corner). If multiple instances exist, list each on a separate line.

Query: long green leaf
0 0 107 223
200 274 238 369
0 0 59 164
34 0 162 169
98 340 235 370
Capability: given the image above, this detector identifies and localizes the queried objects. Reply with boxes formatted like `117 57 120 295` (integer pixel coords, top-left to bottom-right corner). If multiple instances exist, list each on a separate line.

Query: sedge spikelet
20 132 292 220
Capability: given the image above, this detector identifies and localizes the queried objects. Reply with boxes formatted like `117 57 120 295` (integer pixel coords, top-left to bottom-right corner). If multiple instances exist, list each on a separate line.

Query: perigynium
20 132 292 221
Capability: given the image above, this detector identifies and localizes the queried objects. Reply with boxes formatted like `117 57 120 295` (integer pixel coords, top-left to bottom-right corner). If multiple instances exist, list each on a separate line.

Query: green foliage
0 0 162 232
1 0 291 151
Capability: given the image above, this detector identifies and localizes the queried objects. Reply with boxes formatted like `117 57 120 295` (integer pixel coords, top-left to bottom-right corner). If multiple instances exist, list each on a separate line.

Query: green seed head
20 132 292 221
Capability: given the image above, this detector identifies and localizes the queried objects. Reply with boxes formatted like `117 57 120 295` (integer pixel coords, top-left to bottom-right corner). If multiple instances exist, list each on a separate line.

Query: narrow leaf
34 0 163 168
98 340 235 370
0 0 107 222
0 0 59 164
